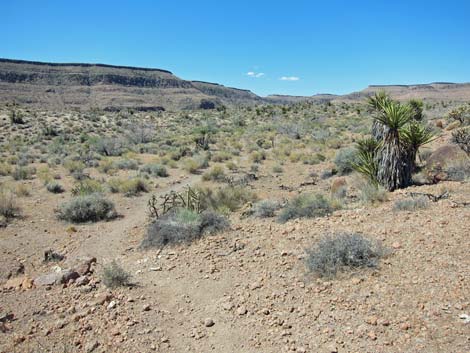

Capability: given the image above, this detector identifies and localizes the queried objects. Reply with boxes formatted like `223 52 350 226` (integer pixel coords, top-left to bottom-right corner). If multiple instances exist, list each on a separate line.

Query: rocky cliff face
0 59 261 110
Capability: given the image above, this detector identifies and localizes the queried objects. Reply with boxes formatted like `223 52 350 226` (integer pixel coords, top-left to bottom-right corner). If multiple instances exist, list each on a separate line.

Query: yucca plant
408 99 424 121
374 101 413 191
401 121 435 170
352 138 380 183
367 91 391 141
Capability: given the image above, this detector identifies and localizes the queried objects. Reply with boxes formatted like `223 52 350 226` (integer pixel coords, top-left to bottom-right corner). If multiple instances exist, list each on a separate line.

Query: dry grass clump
306 233 385 278
141 209 229 249
102 260 132 288
0 189 20 220
393 196 429 211
202 165 226 182
108 177 149 196
278 193 335 223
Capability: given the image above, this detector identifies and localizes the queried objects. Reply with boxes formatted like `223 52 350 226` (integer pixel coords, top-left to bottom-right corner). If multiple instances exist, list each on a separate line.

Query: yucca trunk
376 130 412 191
371 120 388 141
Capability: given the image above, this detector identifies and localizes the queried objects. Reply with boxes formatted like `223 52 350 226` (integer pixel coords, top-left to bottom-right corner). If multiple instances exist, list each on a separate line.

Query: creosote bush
393 196 429 211
102 260 131 288
141 209 229 249
202 165 226 182
334 147 359 175
306 233 385 278
140 163 168 177
278 193 335 223
252 200 281 218
57 193 117 223
197 185 257 213
0 189 19 220
46 181 65 193
108 177 149 196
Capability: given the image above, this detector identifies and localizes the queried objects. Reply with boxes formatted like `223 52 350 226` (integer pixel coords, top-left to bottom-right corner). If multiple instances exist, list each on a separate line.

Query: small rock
237 306 247 315
107 300 117 310
85 340 99 353
204 318 215 327
75 276 89 286
142 304 151 312
392 242 401 249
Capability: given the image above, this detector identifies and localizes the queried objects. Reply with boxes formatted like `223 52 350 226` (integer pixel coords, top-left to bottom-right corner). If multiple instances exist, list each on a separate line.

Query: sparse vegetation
306 233 385 278
102 260 132 288
141 209 229 248
278 193 335 223
57 194 117 223
394 196 429 211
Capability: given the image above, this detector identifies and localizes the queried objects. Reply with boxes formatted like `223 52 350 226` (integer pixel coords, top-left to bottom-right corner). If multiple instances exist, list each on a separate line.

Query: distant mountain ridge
0 58 469 111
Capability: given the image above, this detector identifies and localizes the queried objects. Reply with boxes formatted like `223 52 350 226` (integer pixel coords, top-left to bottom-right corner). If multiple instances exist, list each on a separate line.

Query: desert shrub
353 176 388 204
93 137 125 156
451 128 470 155
12 166 35 180
252 200 281 218
393 196 429 211
114 158 139 170
71 179 104 196
272 164 284 174
182 155 209 174
198 185 257 213
202 165 226 182
14 184 31 197
57 193 117 223
64 160 85 175
334 147 359 175
108 177 149 196
0 163 12 176
37 166 53 183
211 151 232 162
8 109 25 124
140 163 169 177
102 260 131 288
445 159 470 181
250 150 266 163
225 161 238 171
46 181 65 193
306 233 384 278
141 209 228 249
278 193 334 223
0 189 19 219
98 159 116 174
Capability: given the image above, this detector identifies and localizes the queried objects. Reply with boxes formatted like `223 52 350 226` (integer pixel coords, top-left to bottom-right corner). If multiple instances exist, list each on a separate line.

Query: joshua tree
374 101 413 191
356 92 435 191
367 91 391 141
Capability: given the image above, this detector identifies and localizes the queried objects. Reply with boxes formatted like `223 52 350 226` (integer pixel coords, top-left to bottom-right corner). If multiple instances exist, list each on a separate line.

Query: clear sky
2 0 470 96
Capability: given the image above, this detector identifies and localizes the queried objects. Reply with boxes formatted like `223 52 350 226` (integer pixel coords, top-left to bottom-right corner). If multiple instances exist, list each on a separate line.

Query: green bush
102 260 131 288
334 147 359 175
202 165 226 182
197 185 257 213
108 177 149 196
0 189 19 219
71 179 104 196
306 233 384 278
252 200 281 218
140 163 169 177
46 181 65 194
278 193 334 223
57 194 117 223
12 166 35 180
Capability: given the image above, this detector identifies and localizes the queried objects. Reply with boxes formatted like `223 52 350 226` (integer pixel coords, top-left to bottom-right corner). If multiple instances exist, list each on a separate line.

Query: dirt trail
71 174 202 261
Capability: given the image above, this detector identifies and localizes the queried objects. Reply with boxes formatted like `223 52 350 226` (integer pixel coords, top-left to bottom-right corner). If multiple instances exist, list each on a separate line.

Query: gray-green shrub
306 233 384 278
57 194 117 223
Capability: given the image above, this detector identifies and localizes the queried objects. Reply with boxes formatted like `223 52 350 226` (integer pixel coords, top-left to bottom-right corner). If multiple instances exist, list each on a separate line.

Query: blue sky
2 0 470 96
